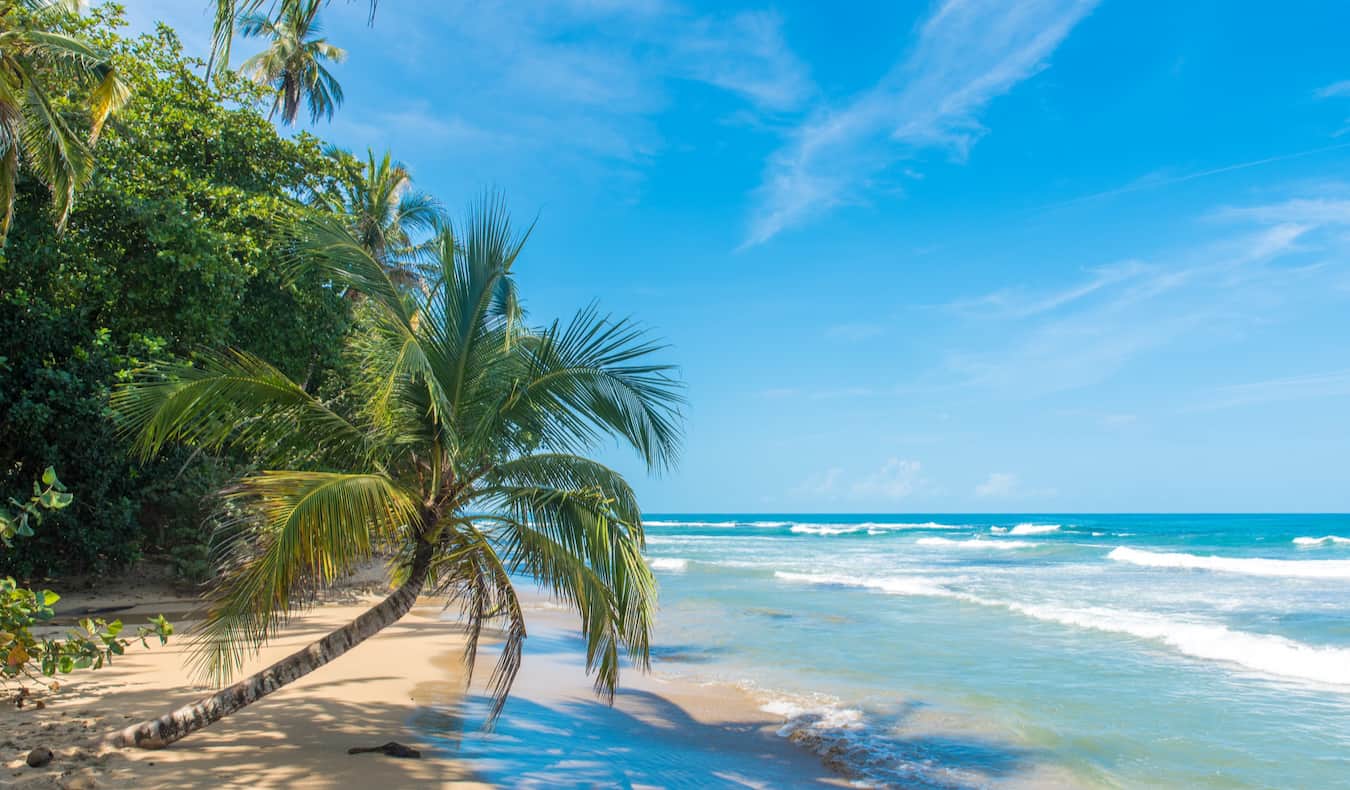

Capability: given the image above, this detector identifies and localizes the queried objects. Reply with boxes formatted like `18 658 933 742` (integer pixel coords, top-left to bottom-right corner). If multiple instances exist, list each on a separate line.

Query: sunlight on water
630 514 1350 787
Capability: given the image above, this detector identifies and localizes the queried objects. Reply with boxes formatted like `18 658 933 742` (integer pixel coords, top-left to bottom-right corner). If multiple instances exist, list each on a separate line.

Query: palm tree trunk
105 540 434 750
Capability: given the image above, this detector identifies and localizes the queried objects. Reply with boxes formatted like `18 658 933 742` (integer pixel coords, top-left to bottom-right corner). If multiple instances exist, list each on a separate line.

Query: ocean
445 514 1350 788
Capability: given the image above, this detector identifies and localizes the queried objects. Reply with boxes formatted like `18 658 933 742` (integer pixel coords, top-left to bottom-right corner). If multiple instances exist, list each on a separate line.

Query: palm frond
111 348 369 466
428 519 526 724
193 470 421 683
506 306 684 470
18 66 91 231
487 498 655 700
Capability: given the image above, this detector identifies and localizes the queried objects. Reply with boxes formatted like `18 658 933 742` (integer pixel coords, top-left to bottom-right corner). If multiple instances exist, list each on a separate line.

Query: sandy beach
2 575 846 789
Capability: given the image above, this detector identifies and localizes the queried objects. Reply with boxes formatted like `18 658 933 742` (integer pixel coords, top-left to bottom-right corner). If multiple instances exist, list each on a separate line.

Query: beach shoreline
2 575 855 789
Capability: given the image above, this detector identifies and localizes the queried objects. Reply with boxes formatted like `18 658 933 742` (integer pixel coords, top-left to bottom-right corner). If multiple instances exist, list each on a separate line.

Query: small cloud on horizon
975 472 1017 497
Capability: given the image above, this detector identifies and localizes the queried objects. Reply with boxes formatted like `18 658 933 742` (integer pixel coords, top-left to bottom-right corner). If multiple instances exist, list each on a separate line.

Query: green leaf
42 591 60 607
41 467 56 486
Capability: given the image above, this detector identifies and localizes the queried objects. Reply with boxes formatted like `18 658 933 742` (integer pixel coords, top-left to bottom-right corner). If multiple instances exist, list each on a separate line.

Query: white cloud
744 0 1098 245
940 199 1339 395
1193 369 1350 410
673 11 814 112
850 458 923 499
953 260 1149 318
793 458 925 501
361 2 812 168
1316 80 1350 99
794 467 844 497
975 472 1017 498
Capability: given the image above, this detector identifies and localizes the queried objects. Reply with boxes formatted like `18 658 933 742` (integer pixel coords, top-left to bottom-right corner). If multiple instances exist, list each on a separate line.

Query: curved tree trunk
105 541 434 750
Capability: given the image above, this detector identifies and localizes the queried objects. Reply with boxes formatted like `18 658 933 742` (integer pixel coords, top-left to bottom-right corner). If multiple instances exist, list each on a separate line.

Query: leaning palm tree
238 0 346 125
0 0 130 240
106 198 682 749
315 146 443 287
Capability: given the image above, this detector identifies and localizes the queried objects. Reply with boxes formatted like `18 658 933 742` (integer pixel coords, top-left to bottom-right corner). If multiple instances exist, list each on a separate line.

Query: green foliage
0 0 130 240
1 466 72 548
0 8 352 578
114 201 684 720
239 0 347 125
0 469 173 692
1 580 173 688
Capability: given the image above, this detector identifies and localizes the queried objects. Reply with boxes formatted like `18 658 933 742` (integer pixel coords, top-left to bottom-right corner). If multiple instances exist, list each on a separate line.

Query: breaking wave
1108 547 1350 579
774 571 1350 687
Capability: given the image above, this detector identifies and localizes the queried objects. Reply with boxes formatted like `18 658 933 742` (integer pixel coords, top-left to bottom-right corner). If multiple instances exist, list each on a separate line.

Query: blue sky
119 1 1350 512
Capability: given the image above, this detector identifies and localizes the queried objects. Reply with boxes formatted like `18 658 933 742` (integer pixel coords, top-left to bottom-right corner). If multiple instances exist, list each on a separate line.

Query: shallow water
633 514 1350 788
433 514 1350 788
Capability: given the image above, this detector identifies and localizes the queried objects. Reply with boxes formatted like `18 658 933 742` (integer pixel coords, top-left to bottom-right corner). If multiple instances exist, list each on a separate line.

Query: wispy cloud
794 458 926 501
852 458 924 499
744 0 1097 246
793 467 844 497
1193 369 1350 410
975 472 1017 497
1033 143 1350 213
361 2 812 171
1316 80 1350 99
952 261 1149 318
939 192 1349 395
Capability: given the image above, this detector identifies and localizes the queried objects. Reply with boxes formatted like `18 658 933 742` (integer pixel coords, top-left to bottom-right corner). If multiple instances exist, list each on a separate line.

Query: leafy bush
0 9 352 578
1 469 173 694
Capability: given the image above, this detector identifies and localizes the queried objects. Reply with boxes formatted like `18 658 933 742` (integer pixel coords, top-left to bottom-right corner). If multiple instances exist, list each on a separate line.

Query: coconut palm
208 0 377 76
315 146 443 287
106 198 683 748
0 0 130 240
238 0 346 126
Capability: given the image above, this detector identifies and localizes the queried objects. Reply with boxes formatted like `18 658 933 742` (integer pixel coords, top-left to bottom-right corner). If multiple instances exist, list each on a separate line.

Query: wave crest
775 571 1350 687
1293 535 1350 546
648 558 689 571
916 537 1038 550
1108 547 1350 579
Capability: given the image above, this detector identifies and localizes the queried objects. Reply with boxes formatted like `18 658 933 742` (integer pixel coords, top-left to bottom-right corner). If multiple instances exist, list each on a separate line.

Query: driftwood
346 741 422 759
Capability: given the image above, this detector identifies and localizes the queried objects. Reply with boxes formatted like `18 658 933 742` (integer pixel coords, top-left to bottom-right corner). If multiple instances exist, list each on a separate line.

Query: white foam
1108 547 1350 579
760 697 865 734
990 526 1008 534
648 558 689 571
1293 535 1350 546
776 571 949 597
757 694 949 787
916 537 1038 550
775 571 1350 687
789 521 961 536
1004 602 1350 687
746 521 791 527
1009 523 1061 535
644 520 738 527
790 524 868 536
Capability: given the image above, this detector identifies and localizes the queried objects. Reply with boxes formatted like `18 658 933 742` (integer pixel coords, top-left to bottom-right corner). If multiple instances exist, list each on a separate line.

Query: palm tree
208 0 377 76
0 0 130 240
106 198 683 748
238 0 346 126
315 146 443 288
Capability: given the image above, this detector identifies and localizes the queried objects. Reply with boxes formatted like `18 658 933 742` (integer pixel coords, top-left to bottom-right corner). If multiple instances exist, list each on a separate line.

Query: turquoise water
627 514 1350 788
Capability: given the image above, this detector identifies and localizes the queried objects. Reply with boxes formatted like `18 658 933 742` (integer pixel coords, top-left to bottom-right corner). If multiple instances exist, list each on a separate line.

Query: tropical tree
315 146 443 287
0 0 129 240
208 0 377 76
238 0 346 125
106 199 683 748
